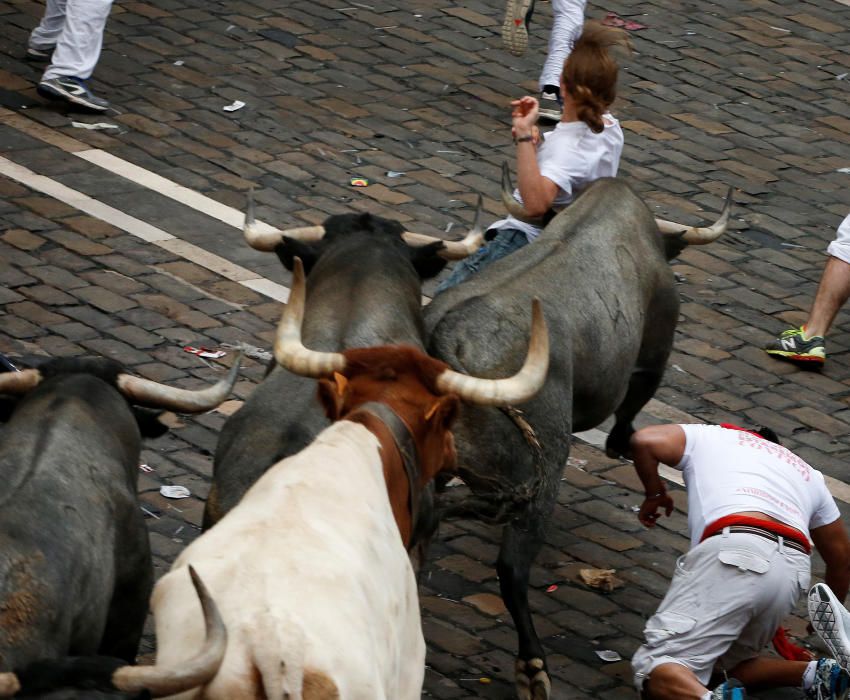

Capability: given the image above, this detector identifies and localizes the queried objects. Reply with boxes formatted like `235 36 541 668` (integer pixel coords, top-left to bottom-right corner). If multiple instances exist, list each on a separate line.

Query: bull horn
116 355 241 414
112 566 226 697
243 188 326 251
655 187 733 244
400 195 485 260
501 161 544 225
0 368 41 395
273 257 346 377
435 298 549 405
0 673 20 697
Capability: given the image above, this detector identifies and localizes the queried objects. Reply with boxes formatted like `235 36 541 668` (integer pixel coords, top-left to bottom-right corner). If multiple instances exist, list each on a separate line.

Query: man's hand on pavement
638 493 674 527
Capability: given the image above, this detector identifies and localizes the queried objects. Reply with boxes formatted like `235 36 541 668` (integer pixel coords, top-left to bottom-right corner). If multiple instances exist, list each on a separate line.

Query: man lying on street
629 422 850 700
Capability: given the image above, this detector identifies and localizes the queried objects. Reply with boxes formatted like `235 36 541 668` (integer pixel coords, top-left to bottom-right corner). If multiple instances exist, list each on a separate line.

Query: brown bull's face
315 346 460 484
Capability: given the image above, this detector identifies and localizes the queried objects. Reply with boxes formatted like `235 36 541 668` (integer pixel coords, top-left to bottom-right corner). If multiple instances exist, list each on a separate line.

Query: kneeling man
630 422 850 700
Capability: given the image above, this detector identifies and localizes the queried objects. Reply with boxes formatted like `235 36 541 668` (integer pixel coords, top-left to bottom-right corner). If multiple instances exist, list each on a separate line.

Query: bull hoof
516 658 551 700
605 426 633 460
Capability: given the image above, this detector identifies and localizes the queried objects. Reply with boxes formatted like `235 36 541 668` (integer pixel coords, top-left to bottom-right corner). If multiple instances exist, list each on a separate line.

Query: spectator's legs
43 0 113 81
804 256 850 338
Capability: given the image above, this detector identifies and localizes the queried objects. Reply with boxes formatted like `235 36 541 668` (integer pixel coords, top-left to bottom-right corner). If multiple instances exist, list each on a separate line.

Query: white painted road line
0 156 175 244
0 156 290 303
76 149 281 235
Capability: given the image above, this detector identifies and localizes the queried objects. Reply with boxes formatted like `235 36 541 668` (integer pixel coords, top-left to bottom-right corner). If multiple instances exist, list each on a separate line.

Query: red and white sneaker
502 0 534 56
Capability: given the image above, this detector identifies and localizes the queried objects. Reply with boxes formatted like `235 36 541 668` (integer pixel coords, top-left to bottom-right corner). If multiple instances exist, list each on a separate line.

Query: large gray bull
0 358 235 698
424 175 731 698
203 196 483 536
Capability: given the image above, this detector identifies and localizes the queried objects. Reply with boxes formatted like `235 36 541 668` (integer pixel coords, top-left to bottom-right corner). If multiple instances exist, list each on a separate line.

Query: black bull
424 177 730 698
0 363 158 675
204 212 451 532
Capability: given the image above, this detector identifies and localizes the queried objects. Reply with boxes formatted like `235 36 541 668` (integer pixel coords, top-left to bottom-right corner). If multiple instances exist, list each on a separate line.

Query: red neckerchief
719 422 765 439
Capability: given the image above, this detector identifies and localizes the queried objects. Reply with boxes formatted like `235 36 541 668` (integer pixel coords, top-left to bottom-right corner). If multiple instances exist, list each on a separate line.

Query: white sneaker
809 583 850 673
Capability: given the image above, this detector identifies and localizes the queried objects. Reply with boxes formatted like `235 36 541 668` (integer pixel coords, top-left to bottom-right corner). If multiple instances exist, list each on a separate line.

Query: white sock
701 692 712 700
802 659 818 690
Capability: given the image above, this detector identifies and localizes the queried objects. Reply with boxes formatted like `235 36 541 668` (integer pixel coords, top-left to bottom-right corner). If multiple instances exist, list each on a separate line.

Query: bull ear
408 241 448 279
0 397 18 424
316 374 348 421
132 407 170 438
275 238 320 273
425 395 459 428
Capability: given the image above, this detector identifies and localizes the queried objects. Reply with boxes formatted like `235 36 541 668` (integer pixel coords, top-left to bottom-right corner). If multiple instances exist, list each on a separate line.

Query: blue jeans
435 228 529 294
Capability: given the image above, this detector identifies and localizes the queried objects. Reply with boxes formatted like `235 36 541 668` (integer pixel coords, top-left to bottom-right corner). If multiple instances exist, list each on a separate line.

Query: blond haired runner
437 21 627 293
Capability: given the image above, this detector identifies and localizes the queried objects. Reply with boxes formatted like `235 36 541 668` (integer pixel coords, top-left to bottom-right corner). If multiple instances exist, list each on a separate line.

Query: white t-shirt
676 424 840 547
490 114 624 242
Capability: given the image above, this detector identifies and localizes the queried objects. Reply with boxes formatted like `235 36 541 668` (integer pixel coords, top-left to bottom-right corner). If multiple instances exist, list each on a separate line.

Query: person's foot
810 584 850 673
502 0 533 56
764 326 825 365
712 678 747 699
805 658 850 700
25 46 53 62
37 77 109 112
538 85 563 121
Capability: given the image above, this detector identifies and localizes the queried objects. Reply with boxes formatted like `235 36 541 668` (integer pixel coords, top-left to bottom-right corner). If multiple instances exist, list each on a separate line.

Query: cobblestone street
1 0 849 696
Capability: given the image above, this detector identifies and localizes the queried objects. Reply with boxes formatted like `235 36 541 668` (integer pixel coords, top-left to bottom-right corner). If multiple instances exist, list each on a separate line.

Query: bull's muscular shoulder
574 177 644 209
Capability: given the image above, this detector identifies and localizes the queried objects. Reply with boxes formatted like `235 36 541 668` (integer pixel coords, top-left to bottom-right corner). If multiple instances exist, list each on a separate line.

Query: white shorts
631 531 810 691
826 213 850 265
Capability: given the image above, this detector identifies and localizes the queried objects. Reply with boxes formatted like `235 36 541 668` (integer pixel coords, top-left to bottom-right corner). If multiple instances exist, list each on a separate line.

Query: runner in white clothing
629 423 850 700
28 0 114 112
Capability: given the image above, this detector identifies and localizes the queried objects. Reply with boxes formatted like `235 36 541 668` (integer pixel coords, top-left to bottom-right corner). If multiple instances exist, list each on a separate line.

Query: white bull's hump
152 420 425 700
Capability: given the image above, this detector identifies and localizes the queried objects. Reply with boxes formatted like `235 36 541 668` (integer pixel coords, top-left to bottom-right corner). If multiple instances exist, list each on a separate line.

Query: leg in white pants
539 0 586 90
32 0 113 81
29 0 68 51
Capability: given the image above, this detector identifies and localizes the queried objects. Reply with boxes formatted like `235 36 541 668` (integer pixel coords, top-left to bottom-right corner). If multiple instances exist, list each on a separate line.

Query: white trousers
539 0 587 90
29 0 114 81
826 212 850 265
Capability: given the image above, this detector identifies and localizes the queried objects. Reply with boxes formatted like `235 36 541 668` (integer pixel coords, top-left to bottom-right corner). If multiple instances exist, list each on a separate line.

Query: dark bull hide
204 204 483 547
424 178 731 699
0 358 237 698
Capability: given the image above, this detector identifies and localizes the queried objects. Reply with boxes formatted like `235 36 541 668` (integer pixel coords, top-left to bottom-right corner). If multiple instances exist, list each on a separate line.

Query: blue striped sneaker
713 679 747 699
37 76 109 112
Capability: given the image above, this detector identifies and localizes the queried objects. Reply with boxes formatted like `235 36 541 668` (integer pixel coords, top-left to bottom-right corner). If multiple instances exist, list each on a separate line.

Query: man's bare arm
629 425 686 527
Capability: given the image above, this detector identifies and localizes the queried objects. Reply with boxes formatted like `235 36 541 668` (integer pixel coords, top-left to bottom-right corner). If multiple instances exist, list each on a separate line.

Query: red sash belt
700 514 811 555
